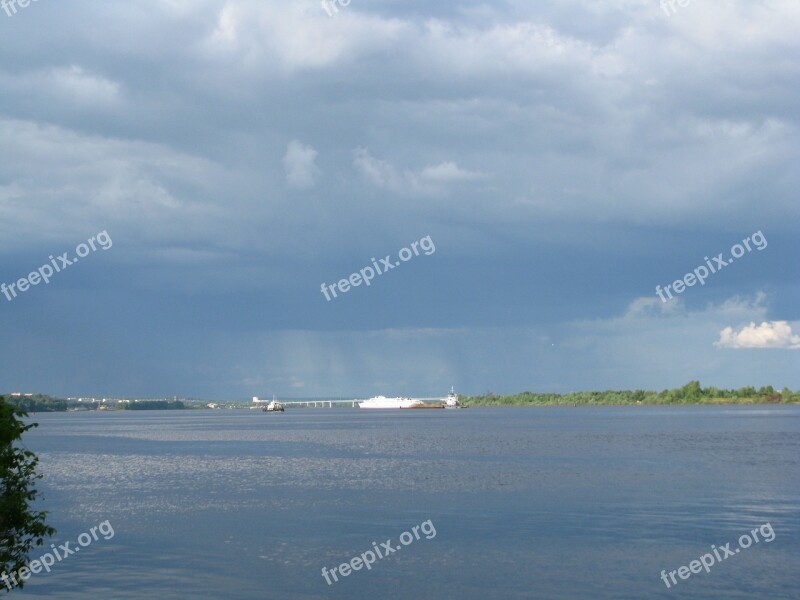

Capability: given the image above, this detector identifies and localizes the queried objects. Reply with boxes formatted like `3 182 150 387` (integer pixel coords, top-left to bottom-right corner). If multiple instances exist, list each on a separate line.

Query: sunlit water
15 406 800 599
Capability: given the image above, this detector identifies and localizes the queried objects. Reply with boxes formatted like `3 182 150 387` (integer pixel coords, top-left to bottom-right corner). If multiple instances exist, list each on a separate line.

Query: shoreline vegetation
0 394 188 413
462 382 799 406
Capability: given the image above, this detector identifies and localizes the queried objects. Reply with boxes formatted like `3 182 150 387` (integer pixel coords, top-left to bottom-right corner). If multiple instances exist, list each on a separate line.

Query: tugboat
263 395 284 412
444 387 463 409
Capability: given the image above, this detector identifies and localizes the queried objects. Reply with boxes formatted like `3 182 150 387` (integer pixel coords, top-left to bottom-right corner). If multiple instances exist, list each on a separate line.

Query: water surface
16 406 800 599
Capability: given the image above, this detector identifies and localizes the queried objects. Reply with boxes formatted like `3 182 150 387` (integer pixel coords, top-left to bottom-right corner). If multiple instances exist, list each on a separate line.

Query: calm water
15 407 800 599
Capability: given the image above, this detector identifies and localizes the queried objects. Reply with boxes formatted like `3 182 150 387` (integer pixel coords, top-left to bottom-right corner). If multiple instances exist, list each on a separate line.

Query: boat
359 396 431 409
262 395 284 412
444 387 463 409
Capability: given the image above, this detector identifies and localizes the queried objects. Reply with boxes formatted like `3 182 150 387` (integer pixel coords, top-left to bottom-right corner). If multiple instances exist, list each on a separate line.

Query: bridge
282 400 359 408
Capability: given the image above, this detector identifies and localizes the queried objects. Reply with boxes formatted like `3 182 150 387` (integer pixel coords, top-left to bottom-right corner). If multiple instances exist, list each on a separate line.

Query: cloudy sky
1 0 798 399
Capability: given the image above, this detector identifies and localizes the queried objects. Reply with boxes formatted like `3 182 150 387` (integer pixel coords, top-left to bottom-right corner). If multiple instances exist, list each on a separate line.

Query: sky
0 0 798 400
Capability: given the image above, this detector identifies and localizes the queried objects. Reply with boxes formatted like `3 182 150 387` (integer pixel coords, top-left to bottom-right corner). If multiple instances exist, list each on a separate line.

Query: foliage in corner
0 396 55 591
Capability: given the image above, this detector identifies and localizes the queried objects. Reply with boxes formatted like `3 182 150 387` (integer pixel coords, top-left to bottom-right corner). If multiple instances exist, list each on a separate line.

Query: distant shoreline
463 398 798 407
462 382 797 407
4 381 799 412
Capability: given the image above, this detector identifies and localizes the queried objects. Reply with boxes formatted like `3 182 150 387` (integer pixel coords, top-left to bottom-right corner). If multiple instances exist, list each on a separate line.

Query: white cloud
352 148 402 190
210 3 238 44
353 148 486 195
626 296 683 316
199 2 408 71
0 65 122 109
419 161 486 183
282 140 320 189
52 66 121 105
0 119 224 248
715 321 800 349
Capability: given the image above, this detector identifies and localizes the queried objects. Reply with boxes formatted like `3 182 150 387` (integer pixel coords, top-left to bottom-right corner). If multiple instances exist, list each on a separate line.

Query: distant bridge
283 400 359 408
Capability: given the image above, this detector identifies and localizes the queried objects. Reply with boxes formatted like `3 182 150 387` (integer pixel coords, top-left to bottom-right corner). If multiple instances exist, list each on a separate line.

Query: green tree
679 381 703 402
1 396 55 591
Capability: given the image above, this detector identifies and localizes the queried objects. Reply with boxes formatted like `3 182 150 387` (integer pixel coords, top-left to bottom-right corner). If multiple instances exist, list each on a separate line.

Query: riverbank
462 381 799 406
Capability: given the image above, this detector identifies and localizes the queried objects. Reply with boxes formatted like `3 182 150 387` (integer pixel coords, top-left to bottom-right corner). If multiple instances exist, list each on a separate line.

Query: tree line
118 400 185 410
463 381 797 406
1 395 67 413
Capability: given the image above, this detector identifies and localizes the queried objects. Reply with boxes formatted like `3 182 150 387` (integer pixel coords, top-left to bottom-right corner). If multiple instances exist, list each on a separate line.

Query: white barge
359 395 443 409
